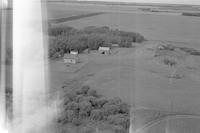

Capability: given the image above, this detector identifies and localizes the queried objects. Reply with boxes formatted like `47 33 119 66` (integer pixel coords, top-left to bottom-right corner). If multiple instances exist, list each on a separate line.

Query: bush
65 101 79 111
107 114 130 129
79 110 89 119
82 96 96 103
72 118 82 126
91 97 108 108
119 37 132 48
80 126 95 133
90 109 104 121
78 101 92 113
182 12 200 17
63 110 75 123
60 84 131 131
113 126 127 133
108 97 122 105
103 103 120 116
81 85 91 95
64 97 70 105
75 95 85 103
65 91 77 101
87 89 98 97
119 103 130 114
163 58 177 66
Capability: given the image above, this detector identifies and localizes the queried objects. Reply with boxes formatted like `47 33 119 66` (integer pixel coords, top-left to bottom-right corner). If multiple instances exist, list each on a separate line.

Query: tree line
58 85 130 133
48 25 145 59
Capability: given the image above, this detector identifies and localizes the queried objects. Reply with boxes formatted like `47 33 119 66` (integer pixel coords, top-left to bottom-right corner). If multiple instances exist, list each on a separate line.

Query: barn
98 47 111 55
63 54 79 64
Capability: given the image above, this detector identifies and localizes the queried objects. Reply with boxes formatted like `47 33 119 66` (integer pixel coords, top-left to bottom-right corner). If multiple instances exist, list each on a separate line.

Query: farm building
63 54 79 64
70 51 78 55
98 47 111 55
111 43 119 48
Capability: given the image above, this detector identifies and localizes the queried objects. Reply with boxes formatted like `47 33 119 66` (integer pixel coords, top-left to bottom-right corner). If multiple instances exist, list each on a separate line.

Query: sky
83 0 200 5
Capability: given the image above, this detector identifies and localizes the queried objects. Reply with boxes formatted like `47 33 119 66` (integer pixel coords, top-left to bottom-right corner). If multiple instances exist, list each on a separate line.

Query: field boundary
49 12 107 24
135 114 200 133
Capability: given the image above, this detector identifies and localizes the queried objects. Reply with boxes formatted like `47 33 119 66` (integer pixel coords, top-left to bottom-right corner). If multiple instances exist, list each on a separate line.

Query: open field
48 2 200 112
50 41 200 132
50 41 200 114
47 2 200 132
139 117 200 133
48 2 200 47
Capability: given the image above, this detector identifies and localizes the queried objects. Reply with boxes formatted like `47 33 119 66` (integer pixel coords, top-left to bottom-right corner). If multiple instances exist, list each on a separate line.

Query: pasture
48 2 200 132
48 2 200 113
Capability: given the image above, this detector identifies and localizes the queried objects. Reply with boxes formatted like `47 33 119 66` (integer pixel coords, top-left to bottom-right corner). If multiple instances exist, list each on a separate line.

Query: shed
70 51 78 55
63 54 79 64
98 47 111 55
111 43 119 48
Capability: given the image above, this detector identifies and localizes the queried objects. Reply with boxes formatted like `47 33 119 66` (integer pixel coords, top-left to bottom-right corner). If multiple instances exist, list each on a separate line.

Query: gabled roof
98 47 110 51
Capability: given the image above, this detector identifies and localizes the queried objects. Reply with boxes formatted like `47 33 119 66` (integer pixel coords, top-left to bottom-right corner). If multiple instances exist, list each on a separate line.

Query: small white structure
70 51 78 55
111 43 119 48
63 54 79 64
98 47 111 55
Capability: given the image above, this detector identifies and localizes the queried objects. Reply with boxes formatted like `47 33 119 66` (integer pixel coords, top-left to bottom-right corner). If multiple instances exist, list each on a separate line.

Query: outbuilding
98 47 111 55
70 51 78 55
111 43 119 48
63 54 79 64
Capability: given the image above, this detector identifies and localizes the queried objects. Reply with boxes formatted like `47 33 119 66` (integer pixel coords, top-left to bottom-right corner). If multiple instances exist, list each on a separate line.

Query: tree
87 89 98 97
78 101 92 113
63 110 75 123
90 109 104 121
65 101 79 111
107 114 130 129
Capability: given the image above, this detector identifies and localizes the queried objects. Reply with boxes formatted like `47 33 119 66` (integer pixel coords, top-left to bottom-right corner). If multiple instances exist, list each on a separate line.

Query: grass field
141 117 200 133
47 2 200 132
48 2 200 48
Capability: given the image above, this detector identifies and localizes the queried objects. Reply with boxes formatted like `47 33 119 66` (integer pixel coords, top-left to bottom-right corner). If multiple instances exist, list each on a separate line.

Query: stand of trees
182 12 200 17
58 85 130 133
48 25 145 59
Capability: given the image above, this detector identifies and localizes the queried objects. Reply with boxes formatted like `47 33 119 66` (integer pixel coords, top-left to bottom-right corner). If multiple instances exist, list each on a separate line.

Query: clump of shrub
163 58 177 66
107 114 130 129
59 84 130 132
90 109 104 121
182 12 200 17
48 26 145 59
179 47 200 56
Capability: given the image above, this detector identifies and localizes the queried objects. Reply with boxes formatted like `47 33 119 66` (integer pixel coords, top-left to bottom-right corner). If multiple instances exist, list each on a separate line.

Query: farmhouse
98 47 111 55
63 54 79 64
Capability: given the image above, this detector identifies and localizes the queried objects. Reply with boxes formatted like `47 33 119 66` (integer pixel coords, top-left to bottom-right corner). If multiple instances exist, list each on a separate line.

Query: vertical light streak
0 0 9 132
13 0 49 132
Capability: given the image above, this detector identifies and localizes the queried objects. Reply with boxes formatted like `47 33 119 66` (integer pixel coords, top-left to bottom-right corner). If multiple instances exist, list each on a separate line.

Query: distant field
141 117 200 133
48 3 200 132
48 3 200 48
49 12 106 24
